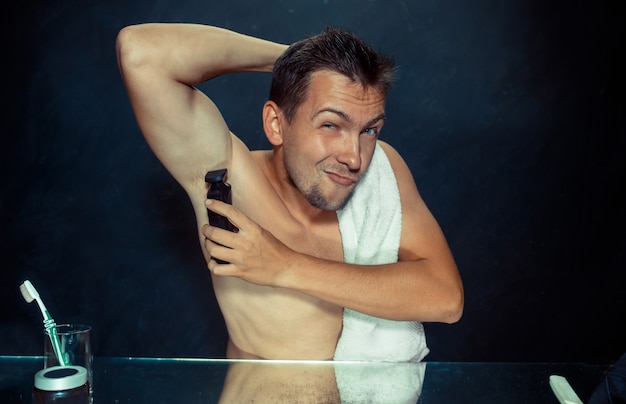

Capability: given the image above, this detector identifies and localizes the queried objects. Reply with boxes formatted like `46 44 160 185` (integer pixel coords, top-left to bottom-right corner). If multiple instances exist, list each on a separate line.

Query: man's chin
308 191 355 211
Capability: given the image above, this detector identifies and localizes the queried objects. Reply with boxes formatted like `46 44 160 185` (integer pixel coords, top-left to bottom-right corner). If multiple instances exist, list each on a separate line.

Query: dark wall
2 0 624 362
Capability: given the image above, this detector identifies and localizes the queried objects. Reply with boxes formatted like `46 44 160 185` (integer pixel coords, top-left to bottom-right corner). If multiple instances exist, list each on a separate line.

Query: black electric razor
205 168 237 263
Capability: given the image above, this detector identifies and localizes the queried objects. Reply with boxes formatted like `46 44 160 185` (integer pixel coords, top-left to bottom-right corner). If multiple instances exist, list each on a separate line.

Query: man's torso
191 145 346 359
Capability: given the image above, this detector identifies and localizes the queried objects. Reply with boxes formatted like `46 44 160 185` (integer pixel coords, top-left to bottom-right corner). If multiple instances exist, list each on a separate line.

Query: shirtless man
116 23 463 360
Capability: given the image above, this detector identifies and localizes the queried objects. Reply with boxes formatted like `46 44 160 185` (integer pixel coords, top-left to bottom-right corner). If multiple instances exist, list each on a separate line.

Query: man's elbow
442 287 464 324
116 25 150 72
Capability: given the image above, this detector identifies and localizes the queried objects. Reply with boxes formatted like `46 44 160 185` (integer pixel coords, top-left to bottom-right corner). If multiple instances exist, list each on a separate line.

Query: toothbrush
20 280 68 366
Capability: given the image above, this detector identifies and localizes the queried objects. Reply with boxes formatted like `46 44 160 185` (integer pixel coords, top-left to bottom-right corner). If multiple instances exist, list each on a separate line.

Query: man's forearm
117 23 287 86
279 251 464 323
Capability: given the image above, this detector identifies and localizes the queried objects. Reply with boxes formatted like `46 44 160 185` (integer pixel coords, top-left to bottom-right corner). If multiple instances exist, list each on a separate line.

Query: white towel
333 361 426 404
334 143 429 363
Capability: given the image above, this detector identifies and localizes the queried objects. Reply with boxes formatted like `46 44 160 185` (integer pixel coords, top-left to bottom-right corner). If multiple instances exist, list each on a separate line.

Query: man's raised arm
115 23 286 191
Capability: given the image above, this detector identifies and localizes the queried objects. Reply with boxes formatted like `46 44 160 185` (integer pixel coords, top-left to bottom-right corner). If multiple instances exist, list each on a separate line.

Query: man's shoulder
375 140 413 187
376 140 400 164
250 149 273 164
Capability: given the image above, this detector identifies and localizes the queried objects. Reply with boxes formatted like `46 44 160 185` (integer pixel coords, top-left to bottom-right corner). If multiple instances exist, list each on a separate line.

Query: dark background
2 0 624 363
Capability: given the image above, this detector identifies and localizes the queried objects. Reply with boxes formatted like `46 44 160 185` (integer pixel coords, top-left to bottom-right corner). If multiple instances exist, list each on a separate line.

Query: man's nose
336 133 361 171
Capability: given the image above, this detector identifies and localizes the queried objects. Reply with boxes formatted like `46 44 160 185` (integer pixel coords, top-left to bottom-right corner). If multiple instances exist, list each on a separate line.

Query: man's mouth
326 171 358 186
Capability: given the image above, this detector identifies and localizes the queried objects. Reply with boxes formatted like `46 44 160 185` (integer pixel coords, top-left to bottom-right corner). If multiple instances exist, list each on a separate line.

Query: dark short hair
269 26 396 123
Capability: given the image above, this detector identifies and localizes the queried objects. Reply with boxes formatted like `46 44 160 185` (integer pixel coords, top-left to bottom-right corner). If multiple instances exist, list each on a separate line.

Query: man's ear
263 101 284 146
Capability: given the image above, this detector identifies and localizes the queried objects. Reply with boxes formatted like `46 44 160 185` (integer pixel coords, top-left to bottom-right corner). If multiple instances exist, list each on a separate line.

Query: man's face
281 70 386 211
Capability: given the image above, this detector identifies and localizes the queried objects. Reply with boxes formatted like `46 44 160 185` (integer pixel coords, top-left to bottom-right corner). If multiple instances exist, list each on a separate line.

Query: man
116 23 463 360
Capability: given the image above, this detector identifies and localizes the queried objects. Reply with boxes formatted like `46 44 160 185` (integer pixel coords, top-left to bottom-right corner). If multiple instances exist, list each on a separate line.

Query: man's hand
202 199 295 286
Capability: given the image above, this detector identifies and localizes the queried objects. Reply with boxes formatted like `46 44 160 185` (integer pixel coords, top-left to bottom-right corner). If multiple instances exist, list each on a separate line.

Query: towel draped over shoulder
334 143 429 363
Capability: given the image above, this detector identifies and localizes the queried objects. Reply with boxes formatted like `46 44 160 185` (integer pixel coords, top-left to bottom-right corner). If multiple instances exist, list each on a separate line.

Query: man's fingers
207 257 236 276
206 199 244 230
203 225 236 248
204 233 235 266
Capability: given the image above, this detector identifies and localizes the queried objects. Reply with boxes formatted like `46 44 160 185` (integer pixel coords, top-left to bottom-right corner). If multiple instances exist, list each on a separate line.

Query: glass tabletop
1 356 609 403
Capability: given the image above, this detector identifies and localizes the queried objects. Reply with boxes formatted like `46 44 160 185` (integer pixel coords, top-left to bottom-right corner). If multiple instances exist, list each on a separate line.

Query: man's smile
325 170 359 186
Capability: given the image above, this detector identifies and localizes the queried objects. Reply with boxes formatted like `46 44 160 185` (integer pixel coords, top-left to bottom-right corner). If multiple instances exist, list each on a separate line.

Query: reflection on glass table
0 356 610 403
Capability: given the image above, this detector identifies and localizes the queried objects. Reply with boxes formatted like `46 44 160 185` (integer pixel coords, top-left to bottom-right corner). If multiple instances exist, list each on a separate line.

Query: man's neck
252 149 337 228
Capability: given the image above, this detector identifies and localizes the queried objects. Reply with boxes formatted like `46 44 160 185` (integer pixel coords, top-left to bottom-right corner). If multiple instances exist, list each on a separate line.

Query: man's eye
322 123 336 129
363 127 378 136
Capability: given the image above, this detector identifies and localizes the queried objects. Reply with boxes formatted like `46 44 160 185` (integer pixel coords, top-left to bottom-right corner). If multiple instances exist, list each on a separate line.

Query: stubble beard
285 157 357 211
305 181 354 211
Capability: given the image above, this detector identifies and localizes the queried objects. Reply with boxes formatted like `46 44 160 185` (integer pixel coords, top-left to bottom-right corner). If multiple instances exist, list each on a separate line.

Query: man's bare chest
298 225 344 262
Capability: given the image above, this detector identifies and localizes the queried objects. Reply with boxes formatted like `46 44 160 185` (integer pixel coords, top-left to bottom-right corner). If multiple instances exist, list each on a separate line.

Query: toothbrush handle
43 314 67 366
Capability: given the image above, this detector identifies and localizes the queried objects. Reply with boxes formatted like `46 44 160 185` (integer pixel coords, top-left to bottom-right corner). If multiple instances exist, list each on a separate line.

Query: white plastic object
549 375 583 404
